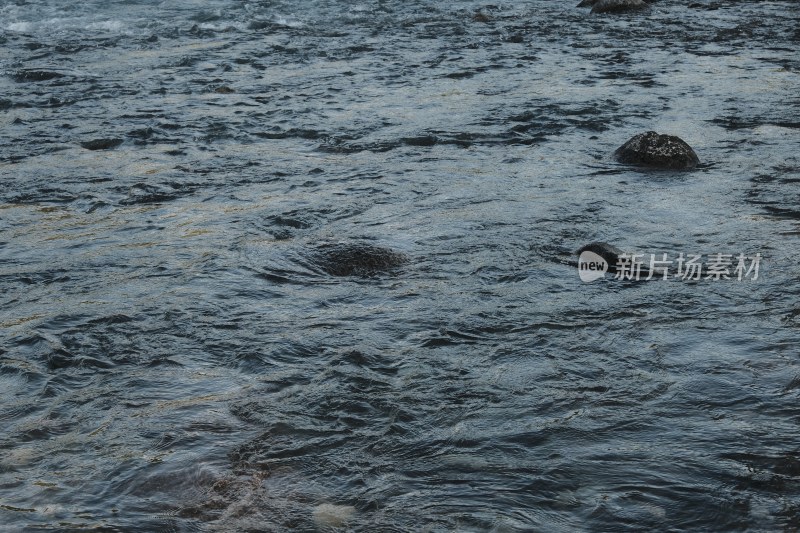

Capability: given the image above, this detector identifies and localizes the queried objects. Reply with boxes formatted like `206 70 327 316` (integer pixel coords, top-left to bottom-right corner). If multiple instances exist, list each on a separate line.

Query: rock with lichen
613 131 700 170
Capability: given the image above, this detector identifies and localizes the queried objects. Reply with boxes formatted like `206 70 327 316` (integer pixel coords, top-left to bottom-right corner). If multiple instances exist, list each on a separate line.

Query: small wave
118 183 183 206
273 15 303 28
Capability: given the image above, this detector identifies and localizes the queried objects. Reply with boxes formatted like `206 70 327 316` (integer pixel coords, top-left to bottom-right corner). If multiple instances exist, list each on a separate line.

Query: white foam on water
753 124 798 137
6 21 33 32
198 22 246 32
86 20 124 32
5 17 127 35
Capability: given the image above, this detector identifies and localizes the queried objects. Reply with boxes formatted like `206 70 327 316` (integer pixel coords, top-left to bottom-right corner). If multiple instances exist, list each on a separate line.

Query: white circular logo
578 250 608 282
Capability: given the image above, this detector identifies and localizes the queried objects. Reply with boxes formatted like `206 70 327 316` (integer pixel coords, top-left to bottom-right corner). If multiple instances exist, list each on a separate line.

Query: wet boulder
576 0 597 6
590 0 649 13
614 131 700 170
576 242 624 267
310 242 407 277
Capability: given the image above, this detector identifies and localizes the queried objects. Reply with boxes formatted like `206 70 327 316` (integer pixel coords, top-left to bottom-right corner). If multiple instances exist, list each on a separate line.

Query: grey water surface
1 0 799 531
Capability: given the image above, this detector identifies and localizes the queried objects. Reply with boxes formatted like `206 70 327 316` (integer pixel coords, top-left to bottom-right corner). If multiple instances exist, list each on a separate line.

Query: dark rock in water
614 131 700 170
577 0 597 7
576 242 624 267
402 135 438 147
591 0 648 14
689 2 721 9
12 69 65 82
81 138 124 150
311 242 407 277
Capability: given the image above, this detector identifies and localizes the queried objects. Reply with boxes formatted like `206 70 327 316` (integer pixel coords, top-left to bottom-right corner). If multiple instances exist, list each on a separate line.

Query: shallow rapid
1 1 799 530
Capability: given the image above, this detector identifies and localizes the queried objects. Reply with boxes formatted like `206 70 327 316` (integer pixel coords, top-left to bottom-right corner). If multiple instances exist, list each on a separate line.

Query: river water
1 1 799 531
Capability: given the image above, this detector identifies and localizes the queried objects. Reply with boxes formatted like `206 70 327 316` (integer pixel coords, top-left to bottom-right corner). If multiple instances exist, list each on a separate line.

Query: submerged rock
120 183 179 205
614 131 700 170
312 504 355 528
591 0 649 14
689 2 721 9
310 242 407 277
12 69 65 82
80 138 123 150
576 242 624 267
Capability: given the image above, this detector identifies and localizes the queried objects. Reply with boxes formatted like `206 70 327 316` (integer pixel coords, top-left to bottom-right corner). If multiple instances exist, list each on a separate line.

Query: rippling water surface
2 0 800 530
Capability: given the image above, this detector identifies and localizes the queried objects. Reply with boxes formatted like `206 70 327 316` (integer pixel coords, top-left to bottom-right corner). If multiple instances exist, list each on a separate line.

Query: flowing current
1 1 799 531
